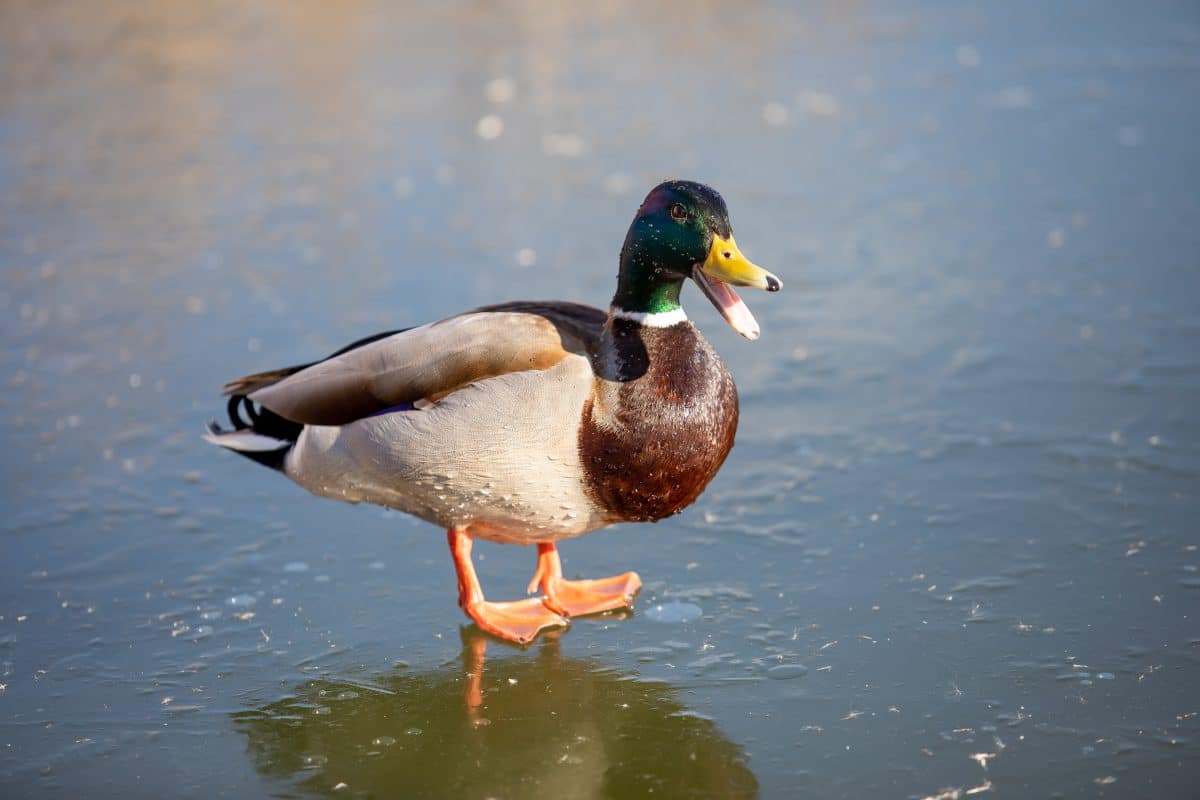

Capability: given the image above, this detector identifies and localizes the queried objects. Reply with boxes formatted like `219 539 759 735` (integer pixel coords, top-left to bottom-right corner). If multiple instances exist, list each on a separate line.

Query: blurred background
2 1 1198 797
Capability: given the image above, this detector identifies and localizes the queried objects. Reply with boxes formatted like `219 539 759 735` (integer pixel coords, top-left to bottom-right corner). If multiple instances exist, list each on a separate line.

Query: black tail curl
211 325 414 472
225 395 304 442
206 397 299 472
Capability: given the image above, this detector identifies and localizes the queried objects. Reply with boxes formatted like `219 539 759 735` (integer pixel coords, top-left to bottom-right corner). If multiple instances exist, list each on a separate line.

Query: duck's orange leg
527 542 642 618
463 631 487 720
448 528 568 645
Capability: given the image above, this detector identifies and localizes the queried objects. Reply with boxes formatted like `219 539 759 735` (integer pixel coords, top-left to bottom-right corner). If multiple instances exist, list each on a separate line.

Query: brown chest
578 322 739 523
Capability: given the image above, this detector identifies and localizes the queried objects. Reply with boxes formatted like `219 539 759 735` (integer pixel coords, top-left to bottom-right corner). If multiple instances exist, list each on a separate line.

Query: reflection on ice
234 630 757 798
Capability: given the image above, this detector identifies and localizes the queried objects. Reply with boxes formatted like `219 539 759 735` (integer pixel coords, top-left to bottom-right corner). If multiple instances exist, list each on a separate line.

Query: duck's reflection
234 629 757 798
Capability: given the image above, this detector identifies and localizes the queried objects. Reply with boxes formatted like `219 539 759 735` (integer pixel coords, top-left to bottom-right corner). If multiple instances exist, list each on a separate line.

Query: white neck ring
609 306 688 328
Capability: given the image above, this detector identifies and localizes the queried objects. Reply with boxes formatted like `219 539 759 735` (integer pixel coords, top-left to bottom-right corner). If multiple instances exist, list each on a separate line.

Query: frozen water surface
2 1 1199 797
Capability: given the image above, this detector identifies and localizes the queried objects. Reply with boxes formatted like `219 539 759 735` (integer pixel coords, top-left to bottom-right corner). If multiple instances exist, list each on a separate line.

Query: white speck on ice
762 102 788 126
799 89 839 117
1116 125 1144 147
392 176 415 197
956 44 982 68
542 133 586 158
485 77 515 104
603 173 632 195
987 86 1033 110
476 114 504 140
514 248 537 268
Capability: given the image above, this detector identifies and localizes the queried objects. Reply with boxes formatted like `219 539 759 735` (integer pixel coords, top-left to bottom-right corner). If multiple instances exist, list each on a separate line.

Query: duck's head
613 180 782 340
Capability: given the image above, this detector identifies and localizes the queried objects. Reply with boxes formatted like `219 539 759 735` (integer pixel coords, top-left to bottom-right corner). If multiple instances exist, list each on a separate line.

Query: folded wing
228 302 605 426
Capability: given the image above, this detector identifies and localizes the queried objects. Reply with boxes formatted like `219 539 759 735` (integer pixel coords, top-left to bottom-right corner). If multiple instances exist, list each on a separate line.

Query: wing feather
239 303 604 426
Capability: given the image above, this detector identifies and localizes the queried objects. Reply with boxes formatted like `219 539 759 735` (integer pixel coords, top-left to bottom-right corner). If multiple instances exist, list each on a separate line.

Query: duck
205 179 782 644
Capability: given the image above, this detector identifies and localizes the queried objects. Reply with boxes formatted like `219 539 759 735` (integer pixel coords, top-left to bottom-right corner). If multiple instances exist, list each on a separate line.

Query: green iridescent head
612 180 782 340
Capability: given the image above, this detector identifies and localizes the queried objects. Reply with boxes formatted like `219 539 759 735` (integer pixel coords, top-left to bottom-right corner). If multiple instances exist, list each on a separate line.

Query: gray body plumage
284 354 613 544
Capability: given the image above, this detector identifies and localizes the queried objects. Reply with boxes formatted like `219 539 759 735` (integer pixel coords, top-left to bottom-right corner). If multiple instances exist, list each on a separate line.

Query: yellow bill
692 234 782 340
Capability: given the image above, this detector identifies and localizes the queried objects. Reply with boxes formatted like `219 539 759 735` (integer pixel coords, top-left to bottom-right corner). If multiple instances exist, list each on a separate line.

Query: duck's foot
465 598 568 645
449 527 568 645
528 542 642 618
542 572 642 618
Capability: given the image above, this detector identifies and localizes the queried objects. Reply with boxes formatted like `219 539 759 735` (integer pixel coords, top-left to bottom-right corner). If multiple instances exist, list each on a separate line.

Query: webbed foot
528 542 641 617
464 597 569 645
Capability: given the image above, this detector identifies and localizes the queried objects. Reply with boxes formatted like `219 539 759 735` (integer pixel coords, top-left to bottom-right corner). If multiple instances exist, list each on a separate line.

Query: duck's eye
669 203 688 222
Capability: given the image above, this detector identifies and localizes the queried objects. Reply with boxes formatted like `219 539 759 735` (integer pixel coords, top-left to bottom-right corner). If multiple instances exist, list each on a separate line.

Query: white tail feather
204 425 290 452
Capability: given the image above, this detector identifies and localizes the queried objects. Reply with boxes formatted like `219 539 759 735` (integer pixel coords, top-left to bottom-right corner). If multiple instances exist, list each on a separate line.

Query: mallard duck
206 180 781 644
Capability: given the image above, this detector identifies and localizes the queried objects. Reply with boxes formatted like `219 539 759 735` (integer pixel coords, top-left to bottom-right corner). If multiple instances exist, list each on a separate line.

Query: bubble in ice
644 601 703 624
283 561 310 573
226 594 257 608
767 664 809 680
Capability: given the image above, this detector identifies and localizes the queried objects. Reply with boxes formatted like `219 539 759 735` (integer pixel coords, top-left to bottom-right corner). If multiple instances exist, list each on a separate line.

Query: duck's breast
579 322 739 523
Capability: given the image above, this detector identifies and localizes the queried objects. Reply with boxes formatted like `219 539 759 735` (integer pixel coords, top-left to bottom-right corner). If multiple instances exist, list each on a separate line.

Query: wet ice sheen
1 1 1198 799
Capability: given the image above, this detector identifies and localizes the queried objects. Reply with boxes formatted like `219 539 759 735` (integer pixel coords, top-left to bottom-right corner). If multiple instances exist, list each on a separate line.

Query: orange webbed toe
465 597 569 645
528 543 641 618
541 571 642 618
